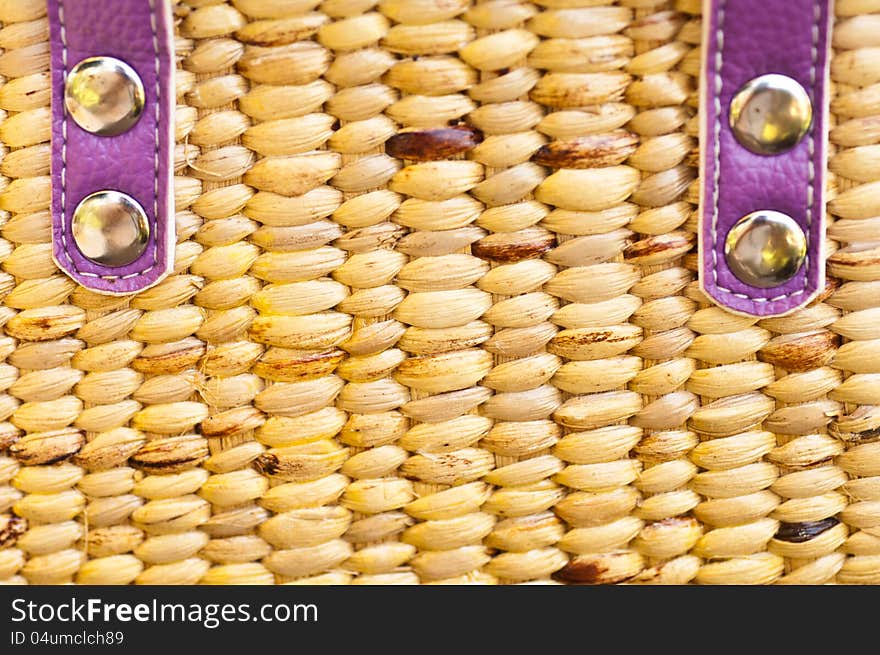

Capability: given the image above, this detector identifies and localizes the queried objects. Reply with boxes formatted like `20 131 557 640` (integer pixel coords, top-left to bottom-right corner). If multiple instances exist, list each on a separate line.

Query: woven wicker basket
0 0 876 585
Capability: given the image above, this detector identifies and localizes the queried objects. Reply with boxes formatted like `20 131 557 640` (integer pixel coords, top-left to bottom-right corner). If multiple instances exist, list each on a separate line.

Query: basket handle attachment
698 0 833 317
48 0 175 295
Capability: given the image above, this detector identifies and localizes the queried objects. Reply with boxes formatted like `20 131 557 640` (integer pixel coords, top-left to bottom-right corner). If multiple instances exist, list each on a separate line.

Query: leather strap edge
48 0 175 295
698 0 833 317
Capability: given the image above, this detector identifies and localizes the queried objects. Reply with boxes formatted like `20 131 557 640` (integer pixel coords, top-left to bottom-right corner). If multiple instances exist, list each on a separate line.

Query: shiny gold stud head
724 210 807 288
729 74 813 155
65 56 145 136
72 191 149 267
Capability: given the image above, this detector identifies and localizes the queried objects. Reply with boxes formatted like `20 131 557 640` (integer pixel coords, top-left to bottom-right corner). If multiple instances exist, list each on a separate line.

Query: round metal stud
729 73 813 155
65 56 145 136
724 210 807 288
72 191 149 267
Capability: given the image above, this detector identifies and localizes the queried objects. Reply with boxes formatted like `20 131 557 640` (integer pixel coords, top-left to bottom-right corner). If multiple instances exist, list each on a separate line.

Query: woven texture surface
0 0 876 585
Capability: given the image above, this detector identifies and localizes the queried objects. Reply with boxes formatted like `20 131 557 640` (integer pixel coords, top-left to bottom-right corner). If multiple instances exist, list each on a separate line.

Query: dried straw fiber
0 0 876 585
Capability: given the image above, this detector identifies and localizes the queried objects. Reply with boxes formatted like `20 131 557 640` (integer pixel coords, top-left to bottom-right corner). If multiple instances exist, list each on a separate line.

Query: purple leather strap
700 0 832 316
48 0 174 294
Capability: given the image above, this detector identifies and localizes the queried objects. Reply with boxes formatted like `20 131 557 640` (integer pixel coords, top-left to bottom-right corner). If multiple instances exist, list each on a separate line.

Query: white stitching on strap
56 0 160 281
709 0 820 304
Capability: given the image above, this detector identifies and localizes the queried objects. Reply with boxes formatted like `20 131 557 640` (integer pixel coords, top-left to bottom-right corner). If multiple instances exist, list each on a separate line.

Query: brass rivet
729 74 812 155
724 210 807 288
72 191 149 267
65 56 145 136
